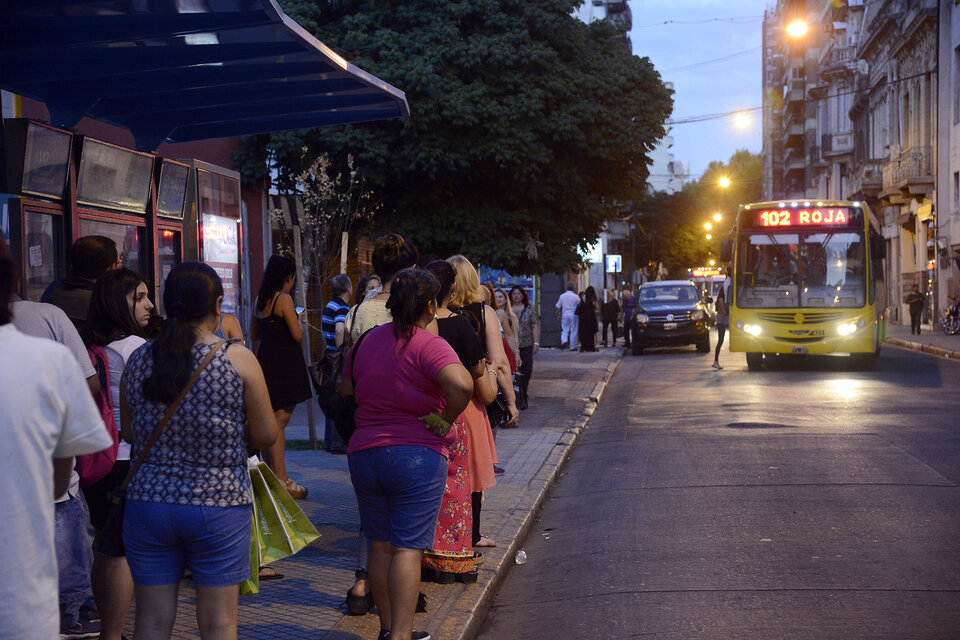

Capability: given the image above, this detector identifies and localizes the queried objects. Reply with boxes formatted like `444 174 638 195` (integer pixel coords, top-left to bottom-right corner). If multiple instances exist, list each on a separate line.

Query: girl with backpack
81 267 153 640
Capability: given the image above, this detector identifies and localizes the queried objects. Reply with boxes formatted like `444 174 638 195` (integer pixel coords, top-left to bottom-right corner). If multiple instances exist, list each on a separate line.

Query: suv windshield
736 231 865 308
639 285 700 304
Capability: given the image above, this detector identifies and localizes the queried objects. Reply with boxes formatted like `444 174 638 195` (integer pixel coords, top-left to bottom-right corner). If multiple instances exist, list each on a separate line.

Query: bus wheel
850 353 878 370
746 352 763 371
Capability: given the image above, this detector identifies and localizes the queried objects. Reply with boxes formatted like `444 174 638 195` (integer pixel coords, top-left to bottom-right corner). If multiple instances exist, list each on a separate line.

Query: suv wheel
696 336 710 353
632 343 644 356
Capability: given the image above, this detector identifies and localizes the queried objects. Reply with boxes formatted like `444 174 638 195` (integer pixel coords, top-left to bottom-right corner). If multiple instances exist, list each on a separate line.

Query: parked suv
630 280 710 356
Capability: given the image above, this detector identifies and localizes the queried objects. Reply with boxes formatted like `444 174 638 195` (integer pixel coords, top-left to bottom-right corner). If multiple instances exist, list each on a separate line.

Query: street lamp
786 19 808 38
704 222 712 231
718 176 731 188
705 234 712 240
713 212 723 222
734 111 751 130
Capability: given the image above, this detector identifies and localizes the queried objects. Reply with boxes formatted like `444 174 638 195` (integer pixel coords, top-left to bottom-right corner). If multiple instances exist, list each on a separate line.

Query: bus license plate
791 346 808 354
663 322 677 330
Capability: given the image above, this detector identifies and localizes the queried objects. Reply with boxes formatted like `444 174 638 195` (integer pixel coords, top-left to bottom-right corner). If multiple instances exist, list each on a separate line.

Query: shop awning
0 0 409 151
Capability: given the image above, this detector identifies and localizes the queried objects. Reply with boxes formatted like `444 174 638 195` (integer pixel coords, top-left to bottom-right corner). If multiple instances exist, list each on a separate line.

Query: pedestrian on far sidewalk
576 286 599 352
621 288 637 348
601 292 620 347
556 283 579 350
905 284 924 335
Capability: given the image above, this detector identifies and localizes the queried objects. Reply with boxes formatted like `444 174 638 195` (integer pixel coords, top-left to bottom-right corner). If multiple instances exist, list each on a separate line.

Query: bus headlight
837 323 857 336
735 321 744 329
743 324 762 336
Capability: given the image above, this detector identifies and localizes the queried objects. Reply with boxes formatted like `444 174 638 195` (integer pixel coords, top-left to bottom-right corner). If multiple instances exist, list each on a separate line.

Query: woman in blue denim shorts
119 263 278 639
342 269 473 640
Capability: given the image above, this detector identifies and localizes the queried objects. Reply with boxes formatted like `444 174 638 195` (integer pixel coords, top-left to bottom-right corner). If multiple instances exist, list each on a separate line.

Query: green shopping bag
239 503 261 596
249 463 295 565
259 463 320 553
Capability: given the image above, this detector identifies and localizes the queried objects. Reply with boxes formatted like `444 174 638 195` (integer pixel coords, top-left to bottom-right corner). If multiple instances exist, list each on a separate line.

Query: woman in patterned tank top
119 262 278 639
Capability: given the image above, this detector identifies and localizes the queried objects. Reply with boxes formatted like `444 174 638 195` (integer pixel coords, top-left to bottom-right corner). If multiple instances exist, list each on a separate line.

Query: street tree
631 149 762 277
235 0 672 274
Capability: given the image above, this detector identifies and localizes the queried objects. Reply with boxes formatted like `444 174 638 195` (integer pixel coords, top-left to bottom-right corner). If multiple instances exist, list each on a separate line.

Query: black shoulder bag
332 328 372 444
475 303 508 429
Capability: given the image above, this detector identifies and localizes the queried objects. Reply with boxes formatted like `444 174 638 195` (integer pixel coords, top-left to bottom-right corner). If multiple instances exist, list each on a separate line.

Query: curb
886 338 960 361
449 348 625 640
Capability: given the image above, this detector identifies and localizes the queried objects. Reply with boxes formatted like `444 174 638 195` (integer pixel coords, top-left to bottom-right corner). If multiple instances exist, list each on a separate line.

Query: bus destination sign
749 207 857 229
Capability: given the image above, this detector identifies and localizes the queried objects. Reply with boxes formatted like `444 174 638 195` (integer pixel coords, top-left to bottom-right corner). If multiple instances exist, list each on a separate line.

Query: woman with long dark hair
120 262 277 639
81 267 153 640
509 285 538 409
251 255 312 499
576 286 600 352
342 268 473 640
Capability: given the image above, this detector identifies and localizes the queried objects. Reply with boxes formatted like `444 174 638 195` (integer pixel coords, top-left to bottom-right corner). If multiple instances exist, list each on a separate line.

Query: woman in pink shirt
342 269 473 640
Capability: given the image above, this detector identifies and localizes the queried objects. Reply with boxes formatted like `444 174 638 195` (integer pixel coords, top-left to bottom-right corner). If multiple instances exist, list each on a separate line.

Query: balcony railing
899 145 932 181
882 158 900 190
848 159 883 197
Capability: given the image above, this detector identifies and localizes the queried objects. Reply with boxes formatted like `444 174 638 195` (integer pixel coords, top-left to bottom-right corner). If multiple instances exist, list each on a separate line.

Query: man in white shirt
0 234 113 640
555 282 580 351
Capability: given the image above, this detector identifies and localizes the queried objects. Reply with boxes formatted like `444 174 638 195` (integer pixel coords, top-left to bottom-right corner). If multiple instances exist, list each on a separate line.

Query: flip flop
259 567 285 580
475 537 496 548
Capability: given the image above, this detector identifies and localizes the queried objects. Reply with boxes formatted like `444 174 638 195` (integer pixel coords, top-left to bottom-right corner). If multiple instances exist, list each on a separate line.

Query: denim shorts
348 446 447 550
123 500 251 586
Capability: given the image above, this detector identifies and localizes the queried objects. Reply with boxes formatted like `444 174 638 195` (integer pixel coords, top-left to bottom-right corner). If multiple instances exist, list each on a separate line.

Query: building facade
762 0 949 326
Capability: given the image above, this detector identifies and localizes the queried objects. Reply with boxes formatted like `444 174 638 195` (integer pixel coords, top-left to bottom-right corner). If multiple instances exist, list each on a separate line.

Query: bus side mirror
720 239 732 263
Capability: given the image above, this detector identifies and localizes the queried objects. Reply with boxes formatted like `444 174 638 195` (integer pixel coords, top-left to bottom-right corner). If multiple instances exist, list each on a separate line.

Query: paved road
477 337 960 639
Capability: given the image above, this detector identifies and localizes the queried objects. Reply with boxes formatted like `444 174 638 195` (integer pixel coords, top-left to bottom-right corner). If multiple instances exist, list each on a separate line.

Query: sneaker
59 616 100 639
711 362 722 370
493 465 505 475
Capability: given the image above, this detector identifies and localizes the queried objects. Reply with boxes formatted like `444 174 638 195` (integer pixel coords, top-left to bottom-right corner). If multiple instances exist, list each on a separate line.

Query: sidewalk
156 346 624 640
885 321 960 360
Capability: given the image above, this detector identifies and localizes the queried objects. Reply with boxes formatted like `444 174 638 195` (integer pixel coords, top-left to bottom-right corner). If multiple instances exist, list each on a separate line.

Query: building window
954 172 959 212
955 47 960 125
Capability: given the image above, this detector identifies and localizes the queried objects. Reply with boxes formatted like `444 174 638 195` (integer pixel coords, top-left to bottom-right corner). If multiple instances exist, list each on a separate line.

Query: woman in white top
81 267 153 640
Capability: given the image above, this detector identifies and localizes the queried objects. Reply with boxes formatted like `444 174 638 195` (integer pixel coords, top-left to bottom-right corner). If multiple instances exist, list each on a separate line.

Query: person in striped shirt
322 274 352 452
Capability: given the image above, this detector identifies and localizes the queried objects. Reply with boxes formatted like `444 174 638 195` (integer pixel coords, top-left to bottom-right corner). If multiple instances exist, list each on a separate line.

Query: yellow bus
723 199 887 370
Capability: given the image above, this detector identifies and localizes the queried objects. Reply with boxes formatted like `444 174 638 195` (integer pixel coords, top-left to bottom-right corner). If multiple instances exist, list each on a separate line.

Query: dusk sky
625 0 772 179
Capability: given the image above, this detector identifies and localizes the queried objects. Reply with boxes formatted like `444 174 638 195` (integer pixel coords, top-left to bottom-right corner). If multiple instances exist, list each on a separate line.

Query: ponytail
386 268 439 341
143 262 223 403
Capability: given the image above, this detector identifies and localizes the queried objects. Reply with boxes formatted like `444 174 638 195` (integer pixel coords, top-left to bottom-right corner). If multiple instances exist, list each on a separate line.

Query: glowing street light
713 212 723 222
734 111 751 130
704 222 712 231
718 176 731 188
705 234 712 240
709 259 716 266
786 19 809 38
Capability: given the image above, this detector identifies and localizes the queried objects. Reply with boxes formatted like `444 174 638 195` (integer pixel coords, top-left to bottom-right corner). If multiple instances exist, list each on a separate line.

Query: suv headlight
635 313 649 324
692 309 705 320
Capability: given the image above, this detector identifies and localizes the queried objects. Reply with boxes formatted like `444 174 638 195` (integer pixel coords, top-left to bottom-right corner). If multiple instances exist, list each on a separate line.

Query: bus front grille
757 311 844 325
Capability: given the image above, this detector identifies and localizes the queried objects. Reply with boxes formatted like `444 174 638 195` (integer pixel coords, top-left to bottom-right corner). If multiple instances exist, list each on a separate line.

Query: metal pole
292 224 319 450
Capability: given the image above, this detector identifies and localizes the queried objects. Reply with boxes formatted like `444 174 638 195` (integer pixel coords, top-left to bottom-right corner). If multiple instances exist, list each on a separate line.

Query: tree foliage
631 149 762 278
235 0 672 274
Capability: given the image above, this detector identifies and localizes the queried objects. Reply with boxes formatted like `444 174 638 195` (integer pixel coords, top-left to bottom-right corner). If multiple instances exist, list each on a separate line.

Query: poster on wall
201 214 240 315
478 266 536 308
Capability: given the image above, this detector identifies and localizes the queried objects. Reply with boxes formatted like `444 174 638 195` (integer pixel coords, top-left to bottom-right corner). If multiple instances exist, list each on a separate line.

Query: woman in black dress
252 255 312 498
576 286 600 352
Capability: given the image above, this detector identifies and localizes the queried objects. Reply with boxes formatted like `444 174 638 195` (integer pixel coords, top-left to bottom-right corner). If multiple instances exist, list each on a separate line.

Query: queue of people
0 226 544 640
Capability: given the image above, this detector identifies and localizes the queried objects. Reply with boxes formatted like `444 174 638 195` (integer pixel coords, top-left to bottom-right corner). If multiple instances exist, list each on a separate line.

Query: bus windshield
736 230 865 308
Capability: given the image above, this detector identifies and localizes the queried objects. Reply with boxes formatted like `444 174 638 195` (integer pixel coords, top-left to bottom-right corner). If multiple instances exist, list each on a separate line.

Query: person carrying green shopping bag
119 262 278 639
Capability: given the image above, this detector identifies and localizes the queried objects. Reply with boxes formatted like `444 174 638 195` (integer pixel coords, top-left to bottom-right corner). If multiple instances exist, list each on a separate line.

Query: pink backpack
76 345 120 487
